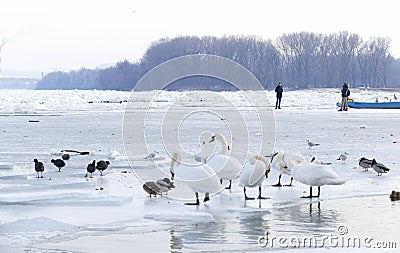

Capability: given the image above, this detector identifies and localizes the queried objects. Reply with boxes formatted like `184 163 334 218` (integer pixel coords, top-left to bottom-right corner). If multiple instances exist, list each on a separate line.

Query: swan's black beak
209 136 216 143
265 166 271 178
170 168 175 181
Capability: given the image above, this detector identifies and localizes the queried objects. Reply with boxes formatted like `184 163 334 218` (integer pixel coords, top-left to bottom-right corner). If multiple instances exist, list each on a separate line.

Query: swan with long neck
291 159 345 198
239 155 271 200
170 151 223 205
207 133 243 189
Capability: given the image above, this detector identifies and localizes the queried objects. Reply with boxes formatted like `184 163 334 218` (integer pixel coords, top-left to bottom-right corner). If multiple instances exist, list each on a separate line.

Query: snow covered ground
0 88 399 252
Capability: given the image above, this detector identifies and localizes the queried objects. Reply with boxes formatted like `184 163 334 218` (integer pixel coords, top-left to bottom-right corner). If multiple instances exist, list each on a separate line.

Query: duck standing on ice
371 159 390 176
359 157 373 171
51 158 65 172
143 178 175 197
85 160 96 178
33 159 44 178
96 160 110 176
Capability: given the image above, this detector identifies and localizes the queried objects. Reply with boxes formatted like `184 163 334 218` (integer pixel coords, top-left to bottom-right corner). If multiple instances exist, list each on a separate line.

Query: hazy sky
0 0 399 78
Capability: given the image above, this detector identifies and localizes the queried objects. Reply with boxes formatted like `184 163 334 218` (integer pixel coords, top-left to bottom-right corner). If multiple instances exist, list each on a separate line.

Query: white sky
0 0 399 78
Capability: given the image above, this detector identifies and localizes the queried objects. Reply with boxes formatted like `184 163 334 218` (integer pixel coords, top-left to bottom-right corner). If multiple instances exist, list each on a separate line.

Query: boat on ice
337 99 400 109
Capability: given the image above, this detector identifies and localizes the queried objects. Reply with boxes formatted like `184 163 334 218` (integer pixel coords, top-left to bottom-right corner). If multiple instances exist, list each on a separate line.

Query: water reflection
169 217 230 252
272 200 342 237
238 211 270 244
165 198 399 252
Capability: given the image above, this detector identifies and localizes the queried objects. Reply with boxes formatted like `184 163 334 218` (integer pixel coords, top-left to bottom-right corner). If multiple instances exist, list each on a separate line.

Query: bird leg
37 172 40 178
185 192 200 205
301 186 320 198
203 193 210 202
272 175 282 187
284 177 294 187
41 172 43 178
257 186 269 199
220 178 223 185
225 180 232 190
244 187 255 200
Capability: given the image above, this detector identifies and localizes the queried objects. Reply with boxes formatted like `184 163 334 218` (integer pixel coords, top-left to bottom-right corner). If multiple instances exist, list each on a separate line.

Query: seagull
194 154 207 163
85 160 96 178
371 159 390 176
51 159 65 172
33 159 44 178
96 160 110 176
359 157 373 171
337 152 348 164
144 151 159 159
310 157 332 165
307 140 320 149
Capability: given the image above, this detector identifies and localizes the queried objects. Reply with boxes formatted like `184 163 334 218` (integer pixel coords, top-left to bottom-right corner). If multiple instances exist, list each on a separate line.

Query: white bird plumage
270 150 305 187
337 152 348 164
239 155 271 200
144 151 159 159
206 133 243 189
170 151 223 205
291 161 346 198
307 139 320 149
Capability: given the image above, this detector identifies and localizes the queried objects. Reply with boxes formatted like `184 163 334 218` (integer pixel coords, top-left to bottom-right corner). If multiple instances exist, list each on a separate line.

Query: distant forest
36 31 400 91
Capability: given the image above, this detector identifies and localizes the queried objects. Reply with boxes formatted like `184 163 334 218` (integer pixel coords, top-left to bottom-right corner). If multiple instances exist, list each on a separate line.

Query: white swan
239 155 271 200
270 150 305 187
291 161 346 198
170 151 223 205
207 133 243 189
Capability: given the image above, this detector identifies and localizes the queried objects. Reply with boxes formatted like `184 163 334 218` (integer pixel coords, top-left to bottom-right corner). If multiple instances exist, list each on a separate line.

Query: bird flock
141 135 393 205
33 152 110 179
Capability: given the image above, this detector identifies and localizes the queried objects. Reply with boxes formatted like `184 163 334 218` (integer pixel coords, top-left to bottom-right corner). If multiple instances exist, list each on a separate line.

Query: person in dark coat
339 83 351 111
275 82 283 109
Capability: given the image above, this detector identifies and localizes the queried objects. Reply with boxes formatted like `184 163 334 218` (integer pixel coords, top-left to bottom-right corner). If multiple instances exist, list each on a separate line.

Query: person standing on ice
274 82 283 109
339 83 350 111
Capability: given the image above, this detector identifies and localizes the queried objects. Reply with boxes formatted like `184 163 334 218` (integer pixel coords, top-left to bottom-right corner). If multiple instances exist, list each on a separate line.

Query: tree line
36 32 400 90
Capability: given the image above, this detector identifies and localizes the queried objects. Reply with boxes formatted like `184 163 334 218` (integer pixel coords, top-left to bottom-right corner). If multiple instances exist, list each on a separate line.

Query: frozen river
0 89 399 252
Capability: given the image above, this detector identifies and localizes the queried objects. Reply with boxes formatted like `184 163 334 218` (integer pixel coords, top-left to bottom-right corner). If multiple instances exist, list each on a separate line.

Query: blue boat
337 101 400 109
